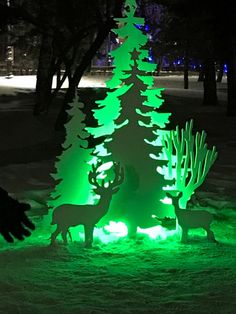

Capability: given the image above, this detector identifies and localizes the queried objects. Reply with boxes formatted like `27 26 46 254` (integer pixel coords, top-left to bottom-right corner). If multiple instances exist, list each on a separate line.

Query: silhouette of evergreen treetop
107 0 156 89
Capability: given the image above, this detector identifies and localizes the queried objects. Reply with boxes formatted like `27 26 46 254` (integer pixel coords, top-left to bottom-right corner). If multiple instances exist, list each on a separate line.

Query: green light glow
161 196 173 205
137 225 176 240
103 221 128 237
66 221 178 244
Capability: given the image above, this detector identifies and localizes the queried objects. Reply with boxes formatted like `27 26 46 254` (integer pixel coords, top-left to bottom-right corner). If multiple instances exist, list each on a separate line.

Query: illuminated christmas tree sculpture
87 1 172 235
48 0 218 244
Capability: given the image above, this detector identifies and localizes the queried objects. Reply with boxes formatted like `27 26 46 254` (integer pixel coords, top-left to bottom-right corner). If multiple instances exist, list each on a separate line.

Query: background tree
151 0 236 114
37 0 125 129
2 0 236 117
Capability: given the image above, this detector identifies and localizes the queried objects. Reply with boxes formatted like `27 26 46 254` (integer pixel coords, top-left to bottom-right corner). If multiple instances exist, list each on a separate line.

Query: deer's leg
84 225 94 248
61 228 68 245
50 225 61 244
206 228 218 243
181 227 188 243
67 229 73 242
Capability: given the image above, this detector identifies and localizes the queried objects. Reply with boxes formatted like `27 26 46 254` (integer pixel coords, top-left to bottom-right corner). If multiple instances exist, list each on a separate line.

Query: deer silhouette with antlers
50 161 124 247
166 192 217 243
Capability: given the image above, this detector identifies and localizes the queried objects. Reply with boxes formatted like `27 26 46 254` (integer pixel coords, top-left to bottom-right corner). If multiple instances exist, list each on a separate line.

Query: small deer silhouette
50 161 124 247
166 192 217 243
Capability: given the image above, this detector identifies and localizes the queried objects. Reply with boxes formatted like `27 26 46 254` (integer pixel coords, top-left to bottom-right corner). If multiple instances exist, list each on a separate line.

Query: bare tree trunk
203 58 218 106
156 56 163 75
227 39 236 116
55 22 114 130
198 65 204 82
184 49 189 89
34 32 55 115
216 60 224 82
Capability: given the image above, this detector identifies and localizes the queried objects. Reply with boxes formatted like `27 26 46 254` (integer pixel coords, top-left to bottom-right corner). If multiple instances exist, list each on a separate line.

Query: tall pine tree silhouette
89 48 171 234
88 0 172 234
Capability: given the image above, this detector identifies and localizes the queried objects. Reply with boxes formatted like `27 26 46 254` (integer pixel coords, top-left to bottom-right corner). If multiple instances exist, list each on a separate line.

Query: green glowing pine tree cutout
48 96 95 209
159 120 218 209
88 22 172 233
105 49 171 227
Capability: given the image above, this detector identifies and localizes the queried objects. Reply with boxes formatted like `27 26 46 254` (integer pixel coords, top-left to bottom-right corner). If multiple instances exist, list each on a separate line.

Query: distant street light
5 0 14 78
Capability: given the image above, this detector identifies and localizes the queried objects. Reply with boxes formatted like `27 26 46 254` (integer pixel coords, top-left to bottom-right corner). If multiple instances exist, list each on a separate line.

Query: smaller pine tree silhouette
48 96 95 209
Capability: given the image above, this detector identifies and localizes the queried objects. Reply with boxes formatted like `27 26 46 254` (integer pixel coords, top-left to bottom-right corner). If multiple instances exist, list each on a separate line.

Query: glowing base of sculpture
61 221 179 244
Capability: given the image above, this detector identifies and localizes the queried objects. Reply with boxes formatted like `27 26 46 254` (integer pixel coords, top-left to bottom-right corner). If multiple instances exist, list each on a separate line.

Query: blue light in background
134 24 154 63
148 48 154 62
224 64 228 73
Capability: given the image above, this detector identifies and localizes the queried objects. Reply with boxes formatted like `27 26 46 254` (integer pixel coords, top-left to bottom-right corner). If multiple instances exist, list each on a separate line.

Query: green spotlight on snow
67 221 177 244
101 222 177 242
103 221 128 237
137 225 168 240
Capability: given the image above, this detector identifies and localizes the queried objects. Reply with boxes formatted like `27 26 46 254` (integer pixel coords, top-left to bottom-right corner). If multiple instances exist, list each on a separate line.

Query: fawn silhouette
50 161 124 247
166 192 217 243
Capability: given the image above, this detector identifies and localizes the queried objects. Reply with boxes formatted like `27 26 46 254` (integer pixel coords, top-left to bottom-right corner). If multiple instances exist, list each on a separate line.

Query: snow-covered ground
0 75 235 313
0 74 107 92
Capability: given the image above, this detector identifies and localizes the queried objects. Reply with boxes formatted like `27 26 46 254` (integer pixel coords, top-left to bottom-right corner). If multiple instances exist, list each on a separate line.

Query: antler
108 162 125 191
162 120 217 208
88 161 124 194
88 160 104 190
